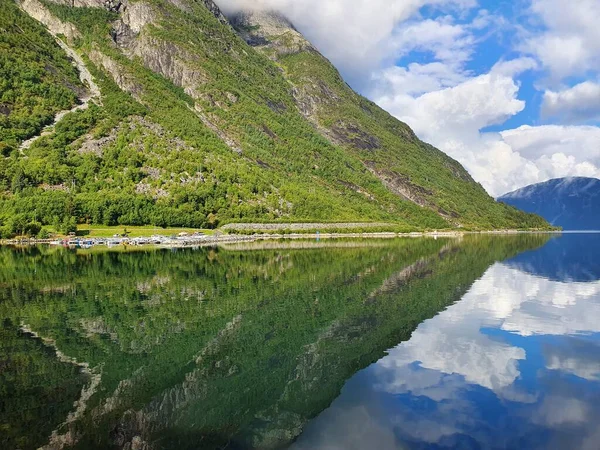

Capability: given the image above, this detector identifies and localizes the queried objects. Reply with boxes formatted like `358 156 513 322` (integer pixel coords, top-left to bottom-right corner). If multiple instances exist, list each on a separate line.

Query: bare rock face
119 1 156 34
201 0 229 24
229 10 314 56
88 49 143 99
42 0 125 12
19 0 81 42
110 2 208 99
127 35 208 98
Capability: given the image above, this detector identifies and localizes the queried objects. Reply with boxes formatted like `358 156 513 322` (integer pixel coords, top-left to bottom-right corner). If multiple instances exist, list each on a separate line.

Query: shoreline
0 229 564 248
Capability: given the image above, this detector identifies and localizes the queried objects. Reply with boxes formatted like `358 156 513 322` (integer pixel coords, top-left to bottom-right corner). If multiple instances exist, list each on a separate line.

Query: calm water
1 234 599 450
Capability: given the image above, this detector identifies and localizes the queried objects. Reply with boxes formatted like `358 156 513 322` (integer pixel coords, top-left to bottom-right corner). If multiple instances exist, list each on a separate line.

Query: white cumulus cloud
542 81 600 123
372 63 600 196
525 0 600 82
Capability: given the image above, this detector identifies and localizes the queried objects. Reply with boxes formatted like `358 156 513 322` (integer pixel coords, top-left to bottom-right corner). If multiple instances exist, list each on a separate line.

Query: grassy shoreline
73 225 217 238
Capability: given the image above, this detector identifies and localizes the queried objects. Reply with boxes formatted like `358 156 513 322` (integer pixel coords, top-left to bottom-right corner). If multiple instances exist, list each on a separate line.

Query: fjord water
0 235 598 450
294 234 600 450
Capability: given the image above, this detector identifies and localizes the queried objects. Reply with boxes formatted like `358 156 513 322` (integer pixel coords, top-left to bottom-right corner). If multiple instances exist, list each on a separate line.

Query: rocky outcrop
230 10 314 56
88 49 143 99
365 165 432 208
43 0 125 12
115 1 156 35
19 0 81 42
110 3 210 100
123 35 208 98
330 121 381 151
200 0 229 24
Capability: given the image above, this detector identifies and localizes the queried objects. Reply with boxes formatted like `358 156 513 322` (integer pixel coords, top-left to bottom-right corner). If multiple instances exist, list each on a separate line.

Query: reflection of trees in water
0 235 549 450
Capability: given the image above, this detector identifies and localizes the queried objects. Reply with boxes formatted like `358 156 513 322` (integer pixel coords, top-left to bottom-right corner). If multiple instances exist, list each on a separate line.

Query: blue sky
218 0 600 195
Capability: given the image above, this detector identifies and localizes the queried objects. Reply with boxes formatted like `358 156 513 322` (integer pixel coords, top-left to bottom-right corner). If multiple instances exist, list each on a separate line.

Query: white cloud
372 62 468 97
542 81 600 123
372 63 600 196
214 0 476 86
389 17 475 68
501 125 600 161
372 64 535 195
491 57 539 77
526 0 600 81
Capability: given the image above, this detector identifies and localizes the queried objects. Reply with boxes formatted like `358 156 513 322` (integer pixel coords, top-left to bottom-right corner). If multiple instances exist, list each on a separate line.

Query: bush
23 222 42 237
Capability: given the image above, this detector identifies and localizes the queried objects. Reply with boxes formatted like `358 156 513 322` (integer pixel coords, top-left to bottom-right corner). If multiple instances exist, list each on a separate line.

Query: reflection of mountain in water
294 236 600 450
504 234 600 282
0 236 548 450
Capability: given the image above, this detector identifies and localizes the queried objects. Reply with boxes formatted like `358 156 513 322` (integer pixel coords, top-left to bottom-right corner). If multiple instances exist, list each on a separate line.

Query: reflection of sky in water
293 237 600 450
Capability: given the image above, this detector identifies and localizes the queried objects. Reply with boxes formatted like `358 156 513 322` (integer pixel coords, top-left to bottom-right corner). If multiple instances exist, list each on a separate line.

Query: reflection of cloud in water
373 262 600 446
380 327 525 391
379 264 600 393
294 261 600 450
533 396 589 427
292 405 401 450
493 266 600 337
544 337 600 381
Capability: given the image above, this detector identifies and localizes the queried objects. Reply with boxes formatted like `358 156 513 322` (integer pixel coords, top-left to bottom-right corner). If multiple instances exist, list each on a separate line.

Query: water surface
295 234 600 450
1 234 598 449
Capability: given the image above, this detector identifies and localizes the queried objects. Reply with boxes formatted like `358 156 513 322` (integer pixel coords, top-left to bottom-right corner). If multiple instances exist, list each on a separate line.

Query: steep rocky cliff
0 0 548 231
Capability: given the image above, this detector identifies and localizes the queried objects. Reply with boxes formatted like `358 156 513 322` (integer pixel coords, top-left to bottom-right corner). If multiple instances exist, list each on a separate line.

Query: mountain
0 0 549 236
499 177 600 230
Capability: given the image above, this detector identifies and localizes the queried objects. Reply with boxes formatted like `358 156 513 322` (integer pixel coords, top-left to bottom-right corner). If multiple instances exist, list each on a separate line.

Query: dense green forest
0 0 82 152
0 0 549 236
0 235 550 449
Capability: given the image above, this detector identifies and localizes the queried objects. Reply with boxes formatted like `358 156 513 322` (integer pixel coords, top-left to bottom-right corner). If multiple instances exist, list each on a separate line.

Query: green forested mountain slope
230 10 535 229
0 0 548 235
0 0 82 151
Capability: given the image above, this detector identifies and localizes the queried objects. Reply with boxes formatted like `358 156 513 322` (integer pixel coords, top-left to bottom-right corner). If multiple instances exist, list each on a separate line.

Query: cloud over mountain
215 0 600 196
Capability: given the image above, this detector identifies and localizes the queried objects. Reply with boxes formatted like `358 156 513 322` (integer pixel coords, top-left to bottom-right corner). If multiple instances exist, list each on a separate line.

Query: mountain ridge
0 0 549 236
499 177 600 230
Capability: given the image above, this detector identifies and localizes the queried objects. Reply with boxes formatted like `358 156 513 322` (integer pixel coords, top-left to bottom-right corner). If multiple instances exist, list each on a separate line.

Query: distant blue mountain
499 177 600 230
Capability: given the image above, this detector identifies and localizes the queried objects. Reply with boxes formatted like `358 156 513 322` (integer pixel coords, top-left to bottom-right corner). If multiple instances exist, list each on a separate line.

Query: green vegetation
0 235 551 449
0 0 81 152
74 224 215 238
0 324 87 450
0 0 549 237
247 17 548 230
